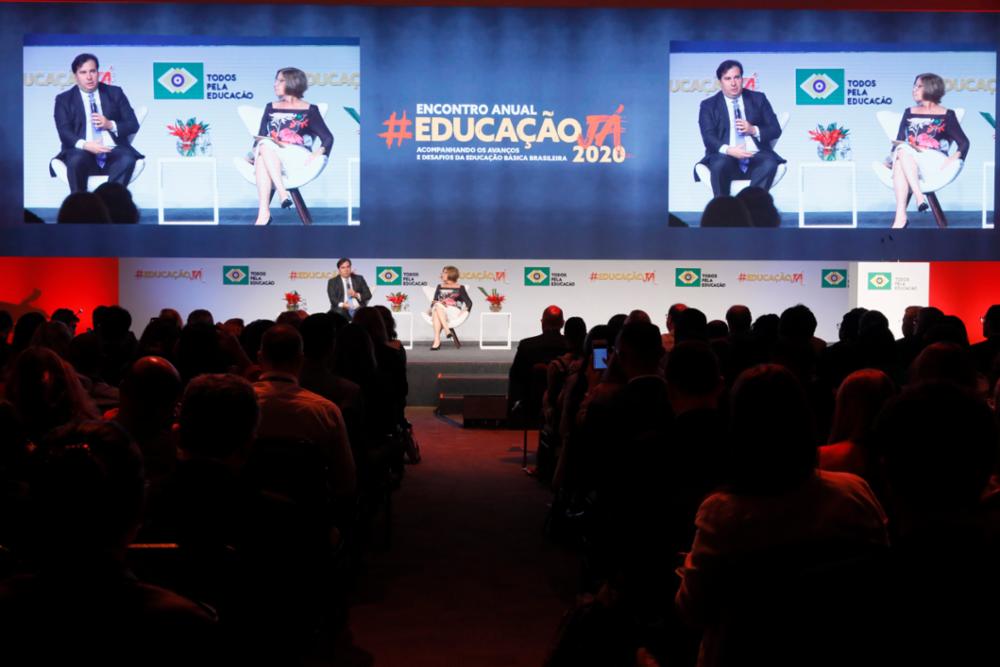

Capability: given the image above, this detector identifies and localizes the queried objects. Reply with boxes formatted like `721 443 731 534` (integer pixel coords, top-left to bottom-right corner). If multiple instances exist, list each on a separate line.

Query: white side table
480 311 512 350
798 161 857 228
391 311 414 350
157 156 219 225
984 161 995 229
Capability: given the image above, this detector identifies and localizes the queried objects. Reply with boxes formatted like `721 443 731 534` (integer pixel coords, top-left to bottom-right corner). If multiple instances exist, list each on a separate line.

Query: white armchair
49 106 149 191
419 285 471 333
232 103 330 224
871 108 965 228
694 111 791 199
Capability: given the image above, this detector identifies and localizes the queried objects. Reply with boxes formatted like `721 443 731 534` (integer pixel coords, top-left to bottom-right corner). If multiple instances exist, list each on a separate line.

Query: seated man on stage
696 59 784 198
51 53 143 194
327 257 371 320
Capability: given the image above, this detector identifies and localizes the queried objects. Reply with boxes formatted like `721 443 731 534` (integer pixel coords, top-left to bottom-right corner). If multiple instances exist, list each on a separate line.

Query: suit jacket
326 273 372 312
52 83 143 173
508 330 567 409
696 89 784 175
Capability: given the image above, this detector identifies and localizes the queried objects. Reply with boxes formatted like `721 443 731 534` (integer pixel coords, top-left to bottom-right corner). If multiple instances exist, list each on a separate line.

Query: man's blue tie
88 92 107 169
732 99 749 174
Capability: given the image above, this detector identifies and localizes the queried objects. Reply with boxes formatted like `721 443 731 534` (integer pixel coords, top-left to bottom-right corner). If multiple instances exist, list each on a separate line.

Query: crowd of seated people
0 303 411 664
528 302 1000 667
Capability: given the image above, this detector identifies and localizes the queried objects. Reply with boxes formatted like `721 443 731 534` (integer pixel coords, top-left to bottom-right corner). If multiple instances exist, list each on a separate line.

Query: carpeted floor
336 407 580 666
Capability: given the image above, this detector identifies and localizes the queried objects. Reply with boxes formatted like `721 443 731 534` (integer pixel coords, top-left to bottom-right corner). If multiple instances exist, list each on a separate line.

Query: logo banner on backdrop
119 258 865 342
669 44 996 223
853 262 930 337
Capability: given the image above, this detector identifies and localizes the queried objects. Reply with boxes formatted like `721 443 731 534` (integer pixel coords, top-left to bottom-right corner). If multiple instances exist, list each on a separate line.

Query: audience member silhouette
820 369 895 483
699 195 752 227
94 181 140 223
56 191 111 223
735 186 780 227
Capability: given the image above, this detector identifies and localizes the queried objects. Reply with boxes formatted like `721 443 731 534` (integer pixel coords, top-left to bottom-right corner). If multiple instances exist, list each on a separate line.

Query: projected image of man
51 53 143 193
696 59 784 199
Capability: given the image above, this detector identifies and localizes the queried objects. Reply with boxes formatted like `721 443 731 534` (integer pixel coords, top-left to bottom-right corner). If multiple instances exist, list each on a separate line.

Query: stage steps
407 360 512 407
435 372 508 423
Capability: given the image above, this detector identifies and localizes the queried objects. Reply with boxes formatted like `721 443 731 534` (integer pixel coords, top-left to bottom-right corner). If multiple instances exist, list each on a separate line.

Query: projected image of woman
252 67 334 226
889 73 969 229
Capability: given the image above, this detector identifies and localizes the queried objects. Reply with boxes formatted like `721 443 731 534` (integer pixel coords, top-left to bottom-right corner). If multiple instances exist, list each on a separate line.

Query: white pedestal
798 161 857 228
157 156 219 225
984 161 995 229
391 311 414 350
479 311 512 350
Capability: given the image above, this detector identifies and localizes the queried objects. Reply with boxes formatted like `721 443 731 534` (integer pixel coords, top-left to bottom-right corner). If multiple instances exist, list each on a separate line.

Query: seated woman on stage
889 72 969 229
429 266 472 350
251 67 334 226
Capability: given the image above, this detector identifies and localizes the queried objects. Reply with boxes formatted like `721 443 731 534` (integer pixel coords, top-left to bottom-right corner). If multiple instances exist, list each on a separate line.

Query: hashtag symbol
738 273 746 281
289 271 297 280
590 272 598 281
135 269 143 279
378 111 413 148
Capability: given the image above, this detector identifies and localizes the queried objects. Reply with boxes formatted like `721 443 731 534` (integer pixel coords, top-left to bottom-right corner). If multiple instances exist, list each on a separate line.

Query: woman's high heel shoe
430 342 441 351
918 201 929 213
281 196 293 209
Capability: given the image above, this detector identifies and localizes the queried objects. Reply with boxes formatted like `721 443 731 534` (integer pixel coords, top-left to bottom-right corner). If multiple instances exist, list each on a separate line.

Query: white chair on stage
419 285 471 338
49 106 149 191
694 111 791 199
871 108 965 228
232 103 330 225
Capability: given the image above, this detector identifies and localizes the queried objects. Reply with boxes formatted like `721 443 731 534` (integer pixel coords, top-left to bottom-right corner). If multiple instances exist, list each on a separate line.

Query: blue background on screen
1 4 997 260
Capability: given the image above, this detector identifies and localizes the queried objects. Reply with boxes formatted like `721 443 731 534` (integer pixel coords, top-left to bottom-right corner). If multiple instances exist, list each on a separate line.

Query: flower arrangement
478 287 506 312
808 122 850 161
386 291 408 312
284 290 304 312
167 117 211 157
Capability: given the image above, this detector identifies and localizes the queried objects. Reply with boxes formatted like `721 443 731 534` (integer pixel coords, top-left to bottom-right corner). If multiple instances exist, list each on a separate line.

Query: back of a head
99 305 133 340
93 182 139 224
50 308 81 334
563 316 587 354
119 356 182 424
924 315 970 348
728 364 816 494
617 321 663 375
829 369 896 446
260 324 304 370
300 313 336 360
606 314 627 345
352 306 389 345
372 305 399 341
158 308 183 330
625 309 651 325
240 319 274 361
57 192 111 224
838 308 868 343
876 381 998 514
700 195 752 228
751 313 780 341
674 307 708 343
736 186 780 227
779 304 818 341
12 312 46 353
909 342 978 390
137 317 181 361
726 305 752 335
0 309 13 336
666 340 722 397
985 305 1000 338
186 309 215 327
542 305 565 332
915 306 944 341
707 320 729 340
7 346 95 440
31 420 143 554
179 373 259 460
275 310 307 328
332 323 376 384
30 321 73 360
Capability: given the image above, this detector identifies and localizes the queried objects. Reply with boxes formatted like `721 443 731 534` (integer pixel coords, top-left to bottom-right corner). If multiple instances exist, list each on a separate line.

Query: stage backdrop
669 44 996 225
116 257 873 342
24 36 360 224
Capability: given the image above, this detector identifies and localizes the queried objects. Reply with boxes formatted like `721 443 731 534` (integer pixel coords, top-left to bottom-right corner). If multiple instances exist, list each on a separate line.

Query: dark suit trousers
63 147 137 193
704 151 779 197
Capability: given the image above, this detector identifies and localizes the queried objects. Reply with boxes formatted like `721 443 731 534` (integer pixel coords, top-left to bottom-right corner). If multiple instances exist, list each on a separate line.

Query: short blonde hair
442 265 460 282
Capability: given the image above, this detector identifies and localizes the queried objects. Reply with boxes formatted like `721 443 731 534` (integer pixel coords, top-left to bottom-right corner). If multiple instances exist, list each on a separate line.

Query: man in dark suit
508 305 567 413
326 257 371 320
696 59 784 197
52 53 143 194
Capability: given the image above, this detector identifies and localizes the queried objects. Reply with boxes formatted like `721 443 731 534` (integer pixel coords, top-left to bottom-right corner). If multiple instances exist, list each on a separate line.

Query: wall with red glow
929 262 1000 344
0 257 119 333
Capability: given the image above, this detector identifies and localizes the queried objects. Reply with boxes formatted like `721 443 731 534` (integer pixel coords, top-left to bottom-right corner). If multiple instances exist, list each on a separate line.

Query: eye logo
153 63 205 100
376 266 402 285
675 268 702 287
524 267 551 286
868 272 892 290
822 269 848 288
223 265 249 285
795 69 845 105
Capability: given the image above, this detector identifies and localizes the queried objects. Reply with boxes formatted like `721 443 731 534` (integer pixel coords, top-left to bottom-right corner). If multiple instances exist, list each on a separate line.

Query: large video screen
669 43 996 229
23 36 360 225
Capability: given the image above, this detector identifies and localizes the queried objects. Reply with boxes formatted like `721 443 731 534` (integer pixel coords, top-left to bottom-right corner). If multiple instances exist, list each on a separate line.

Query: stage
406 342 515 410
